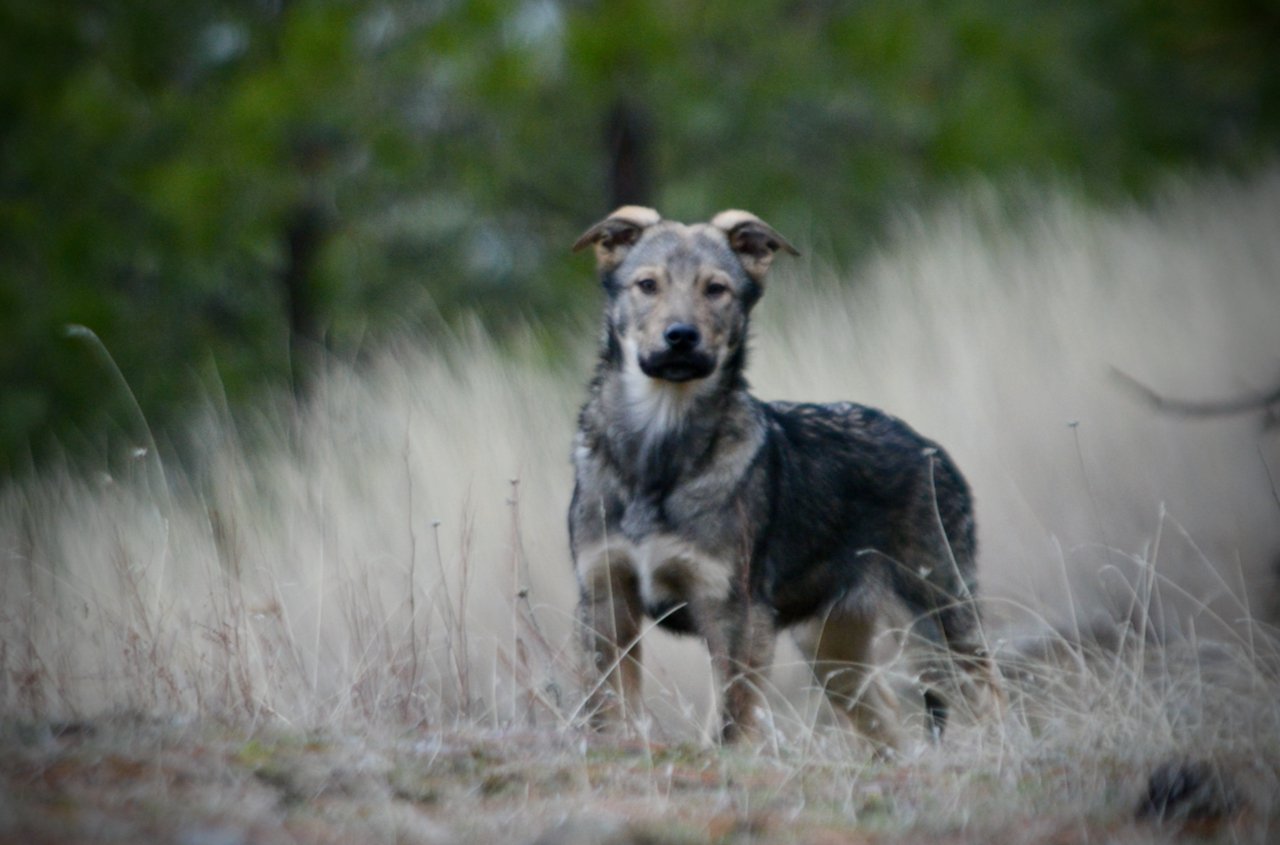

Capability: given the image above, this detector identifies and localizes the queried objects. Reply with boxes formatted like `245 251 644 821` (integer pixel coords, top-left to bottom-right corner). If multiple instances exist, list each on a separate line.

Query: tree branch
1110 366 1280 420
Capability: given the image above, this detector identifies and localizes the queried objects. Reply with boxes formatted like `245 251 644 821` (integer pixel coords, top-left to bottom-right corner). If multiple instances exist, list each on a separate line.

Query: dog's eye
705 281 730 298
634 278 658 295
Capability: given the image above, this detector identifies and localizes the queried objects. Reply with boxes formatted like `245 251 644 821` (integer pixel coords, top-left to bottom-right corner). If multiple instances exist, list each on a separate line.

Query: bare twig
1111 366 1280 420
1259 442 1280 513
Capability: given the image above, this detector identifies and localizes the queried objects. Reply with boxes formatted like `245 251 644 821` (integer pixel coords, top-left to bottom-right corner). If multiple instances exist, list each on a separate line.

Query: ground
1 708 1268 845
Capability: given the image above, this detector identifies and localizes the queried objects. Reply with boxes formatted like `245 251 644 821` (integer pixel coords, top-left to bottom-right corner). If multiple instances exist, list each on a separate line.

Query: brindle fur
568 207 1001 751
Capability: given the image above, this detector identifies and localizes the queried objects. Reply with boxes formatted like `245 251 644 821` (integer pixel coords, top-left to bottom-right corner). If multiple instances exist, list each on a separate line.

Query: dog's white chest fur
619 336 707 437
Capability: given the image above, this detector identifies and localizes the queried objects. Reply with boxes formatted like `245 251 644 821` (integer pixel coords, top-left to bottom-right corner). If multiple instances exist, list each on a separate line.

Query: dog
568 206 1001 752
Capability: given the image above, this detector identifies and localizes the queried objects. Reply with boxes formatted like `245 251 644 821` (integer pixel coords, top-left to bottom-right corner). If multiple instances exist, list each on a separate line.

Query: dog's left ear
711 210 800 282
572 206 661 272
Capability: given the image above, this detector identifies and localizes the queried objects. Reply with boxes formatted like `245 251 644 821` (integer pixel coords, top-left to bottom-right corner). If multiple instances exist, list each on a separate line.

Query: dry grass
2 169 1278 843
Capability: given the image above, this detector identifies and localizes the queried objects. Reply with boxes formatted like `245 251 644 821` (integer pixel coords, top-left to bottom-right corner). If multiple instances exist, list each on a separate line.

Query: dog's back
755 400 977 632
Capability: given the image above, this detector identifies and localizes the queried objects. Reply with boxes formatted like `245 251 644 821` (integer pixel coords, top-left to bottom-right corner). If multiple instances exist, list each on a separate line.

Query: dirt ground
1 712 1270 845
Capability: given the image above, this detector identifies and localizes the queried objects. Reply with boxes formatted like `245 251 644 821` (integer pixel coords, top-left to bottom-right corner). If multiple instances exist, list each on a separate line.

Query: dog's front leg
689 595 776 743
578 562 644 733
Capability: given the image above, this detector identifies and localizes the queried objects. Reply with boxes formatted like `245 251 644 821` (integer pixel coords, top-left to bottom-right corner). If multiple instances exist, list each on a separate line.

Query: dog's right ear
571 206 661 272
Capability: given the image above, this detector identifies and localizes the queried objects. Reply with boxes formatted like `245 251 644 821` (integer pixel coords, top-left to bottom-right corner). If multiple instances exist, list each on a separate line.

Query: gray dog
568 207 1001 751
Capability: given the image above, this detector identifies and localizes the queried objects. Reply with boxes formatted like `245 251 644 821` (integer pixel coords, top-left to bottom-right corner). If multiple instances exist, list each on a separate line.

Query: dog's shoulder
570 396 617 486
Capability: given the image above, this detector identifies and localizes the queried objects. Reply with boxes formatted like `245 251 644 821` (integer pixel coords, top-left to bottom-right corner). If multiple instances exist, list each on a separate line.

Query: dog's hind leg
906 614 959 740
578 560 644 732
793 611 905 757
935 597 1006 729
893 483 1004 736
902 574 1005 740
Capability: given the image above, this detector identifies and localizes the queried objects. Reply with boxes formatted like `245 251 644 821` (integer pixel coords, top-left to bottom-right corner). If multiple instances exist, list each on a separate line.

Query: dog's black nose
664 323 700 349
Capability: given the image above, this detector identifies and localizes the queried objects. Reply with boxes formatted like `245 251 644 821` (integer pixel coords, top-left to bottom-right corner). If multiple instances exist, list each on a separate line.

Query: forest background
3 0 1279 475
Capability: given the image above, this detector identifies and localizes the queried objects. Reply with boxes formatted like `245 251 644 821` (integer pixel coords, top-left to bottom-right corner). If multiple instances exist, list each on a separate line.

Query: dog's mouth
638 351 716 383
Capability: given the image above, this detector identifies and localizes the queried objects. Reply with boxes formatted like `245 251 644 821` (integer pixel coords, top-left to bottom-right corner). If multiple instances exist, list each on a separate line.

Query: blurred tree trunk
606 100 653 209
281 198 329 397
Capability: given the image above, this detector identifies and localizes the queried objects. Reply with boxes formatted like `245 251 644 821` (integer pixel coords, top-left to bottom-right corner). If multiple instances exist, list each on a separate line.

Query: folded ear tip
609 205 661 227
710 209 758 231
712 209 798 260
572 206 661 259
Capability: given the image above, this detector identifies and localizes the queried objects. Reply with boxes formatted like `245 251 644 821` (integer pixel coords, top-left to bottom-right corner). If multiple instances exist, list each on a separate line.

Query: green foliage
1 0 1276 472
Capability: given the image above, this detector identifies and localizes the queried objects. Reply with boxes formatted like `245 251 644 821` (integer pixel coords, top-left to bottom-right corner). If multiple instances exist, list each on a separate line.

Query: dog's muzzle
639 350 716 383
635 322 716 382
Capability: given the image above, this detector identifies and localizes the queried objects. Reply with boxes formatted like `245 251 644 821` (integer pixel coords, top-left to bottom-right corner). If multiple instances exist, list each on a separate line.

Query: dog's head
573 207 798 384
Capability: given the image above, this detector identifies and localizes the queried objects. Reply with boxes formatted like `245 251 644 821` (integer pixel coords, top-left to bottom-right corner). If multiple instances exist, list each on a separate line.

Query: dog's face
574 207 798 385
